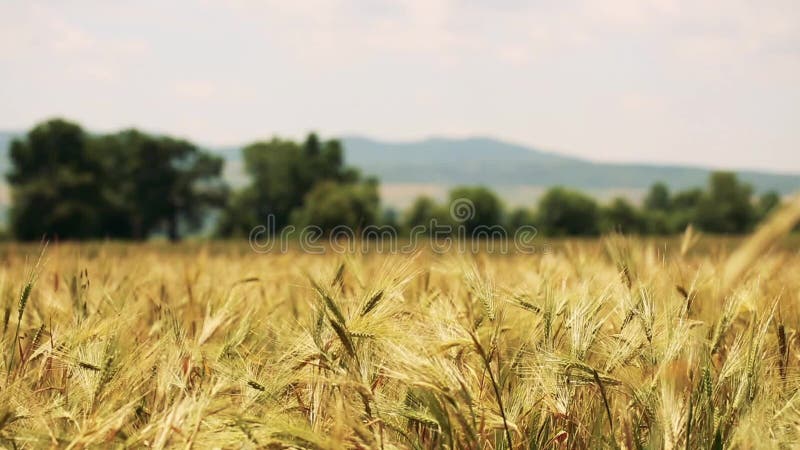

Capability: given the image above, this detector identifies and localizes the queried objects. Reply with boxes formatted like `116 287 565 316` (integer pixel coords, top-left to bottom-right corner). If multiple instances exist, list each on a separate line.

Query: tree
291 179 380 233
643 210 672 235
8 119 227 241
695 172 756 233
92 130 227 240
218 134 361 236
447 186 503 234
7 119 107 240
668 187 703 232
404 196 439 230
644 182 671 211
506 207 535 232
163 139 227 240
537 187 599 236
601 197 646 234
671 188 703 210
757 191 781 221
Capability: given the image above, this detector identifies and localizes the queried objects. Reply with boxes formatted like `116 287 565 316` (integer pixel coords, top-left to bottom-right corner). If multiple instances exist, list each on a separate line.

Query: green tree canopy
601 197 646 234
93 130 227 240
537 187 600 236
666 187 703 232
695 172 756 233
671 188 703 210
8 119 108 240
506 207 535 232
404 196 438 230
291 179 380 233
217 133 367 236
644 182 671 211
757 191 781 221
8 119 227 241
447 186 503 234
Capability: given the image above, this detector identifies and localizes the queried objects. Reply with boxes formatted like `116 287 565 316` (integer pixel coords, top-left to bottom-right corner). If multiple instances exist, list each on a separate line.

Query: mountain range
1 131 798 211
341 136 799 192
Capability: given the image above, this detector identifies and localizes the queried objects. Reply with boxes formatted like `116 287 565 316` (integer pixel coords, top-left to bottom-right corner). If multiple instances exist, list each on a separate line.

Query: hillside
341 136 800 193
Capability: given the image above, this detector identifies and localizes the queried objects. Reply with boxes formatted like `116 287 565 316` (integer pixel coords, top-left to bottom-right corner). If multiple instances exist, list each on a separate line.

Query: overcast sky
1 1 798 172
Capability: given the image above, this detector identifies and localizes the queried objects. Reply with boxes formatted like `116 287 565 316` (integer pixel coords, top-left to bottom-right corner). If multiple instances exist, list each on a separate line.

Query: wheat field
1 203 800 449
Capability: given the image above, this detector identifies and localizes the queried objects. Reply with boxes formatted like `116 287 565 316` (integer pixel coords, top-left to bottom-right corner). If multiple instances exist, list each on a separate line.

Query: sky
1 0 798 172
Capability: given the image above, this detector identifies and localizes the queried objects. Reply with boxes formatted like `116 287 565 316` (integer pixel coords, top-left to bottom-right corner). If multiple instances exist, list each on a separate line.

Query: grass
1 203 800 448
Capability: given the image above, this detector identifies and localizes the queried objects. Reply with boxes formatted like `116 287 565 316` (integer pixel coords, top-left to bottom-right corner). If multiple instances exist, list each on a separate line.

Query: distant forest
2 118 792 241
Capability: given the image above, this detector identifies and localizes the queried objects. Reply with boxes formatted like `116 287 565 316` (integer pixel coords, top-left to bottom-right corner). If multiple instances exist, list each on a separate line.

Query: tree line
4 118 790 241
395 174 780 237
7 119 227 240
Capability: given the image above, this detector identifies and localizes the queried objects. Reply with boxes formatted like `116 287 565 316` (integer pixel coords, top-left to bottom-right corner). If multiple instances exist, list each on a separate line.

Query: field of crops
1 203 800 448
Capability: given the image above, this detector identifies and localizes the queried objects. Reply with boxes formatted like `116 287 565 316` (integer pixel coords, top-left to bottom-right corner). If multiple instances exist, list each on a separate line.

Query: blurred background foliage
3 118 792 241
